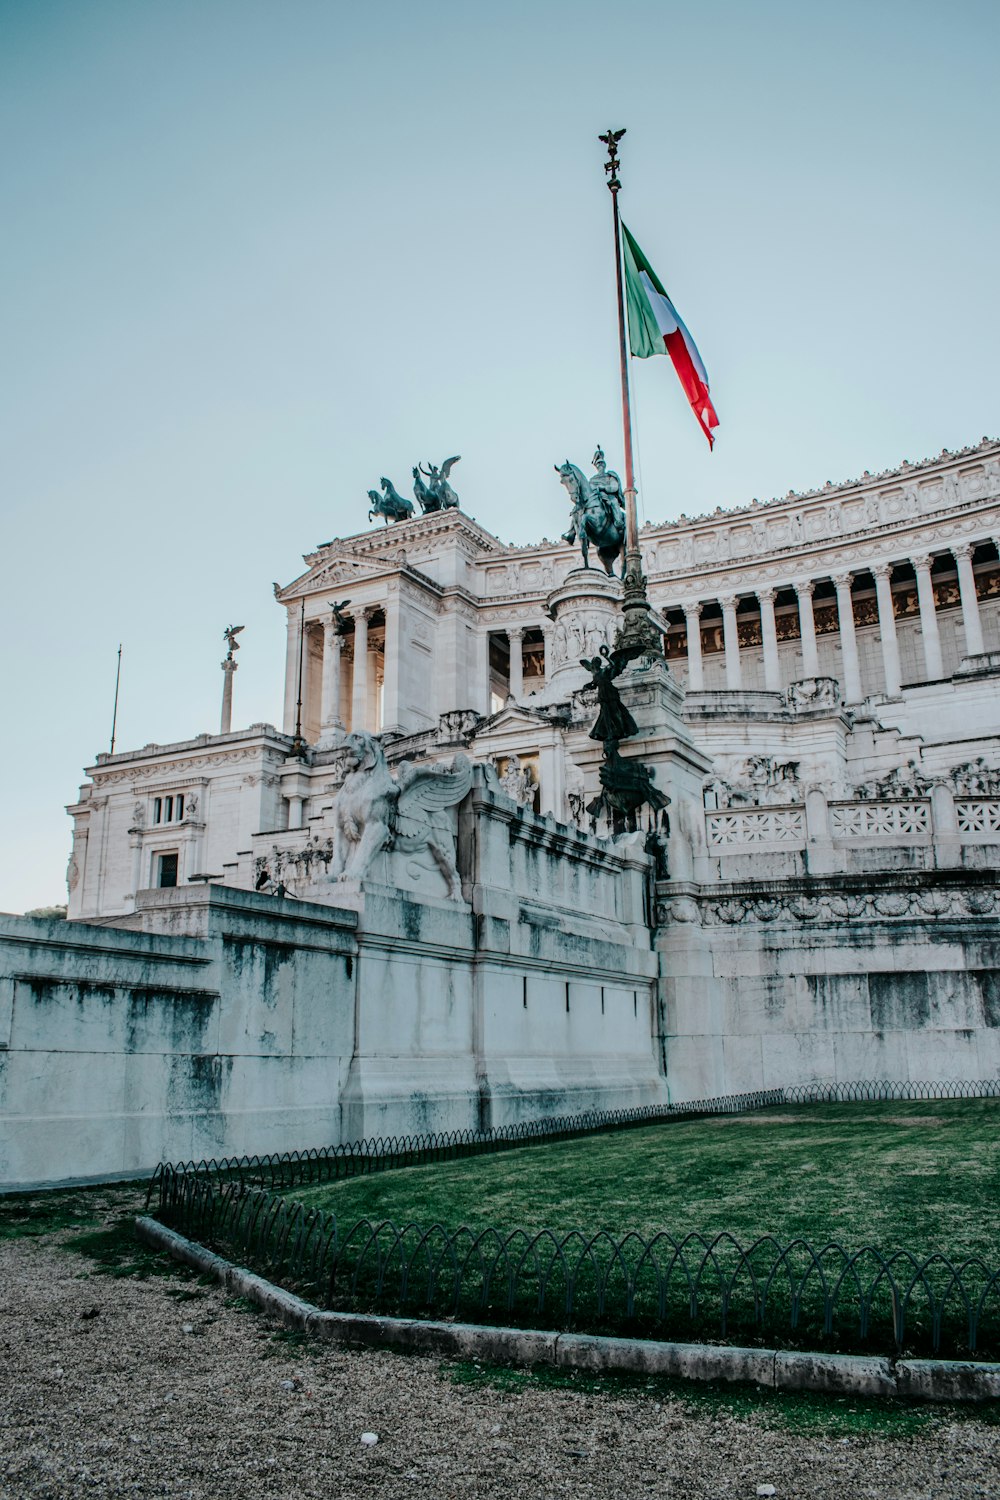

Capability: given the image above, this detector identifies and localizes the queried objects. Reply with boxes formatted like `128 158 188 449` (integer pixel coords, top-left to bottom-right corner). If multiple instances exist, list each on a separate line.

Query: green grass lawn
286 1098 1000 1260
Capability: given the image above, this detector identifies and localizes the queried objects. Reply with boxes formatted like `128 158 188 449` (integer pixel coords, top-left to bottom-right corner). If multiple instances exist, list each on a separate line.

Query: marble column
911 553 944 679
720 595 743 690
757 588 781 692
282 608 302 734
833 572 863 702
872 562 902 698
683 603 703 690
476 629 492 715
286 793 304 830
794 581 819 677
507 627 524 701
350 610 369 732
953 543 985 657
220 657 237 734
380 592 404 734
318 619 344 743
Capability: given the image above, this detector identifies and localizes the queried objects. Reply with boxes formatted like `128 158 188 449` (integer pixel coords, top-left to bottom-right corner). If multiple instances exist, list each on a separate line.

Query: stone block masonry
1 790 665 1187
0 887 357 1186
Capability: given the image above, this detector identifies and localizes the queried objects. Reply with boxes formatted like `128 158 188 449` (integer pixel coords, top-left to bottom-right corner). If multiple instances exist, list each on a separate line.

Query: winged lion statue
329 731 473 898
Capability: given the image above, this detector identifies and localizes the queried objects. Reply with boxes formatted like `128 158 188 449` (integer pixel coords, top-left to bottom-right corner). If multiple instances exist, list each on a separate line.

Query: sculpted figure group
368 456 461 524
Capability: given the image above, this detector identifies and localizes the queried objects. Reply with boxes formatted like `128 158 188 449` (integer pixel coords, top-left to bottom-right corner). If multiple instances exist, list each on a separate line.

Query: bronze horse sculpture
556 461 626 576
368 477 415 524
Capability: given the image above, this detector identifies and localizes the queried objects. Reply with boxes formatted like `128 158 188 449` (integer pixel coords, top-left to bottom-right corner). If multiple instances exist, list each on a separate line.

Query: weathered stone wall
1 795 666 1187
0 887 358 1186
656 872 1000 1100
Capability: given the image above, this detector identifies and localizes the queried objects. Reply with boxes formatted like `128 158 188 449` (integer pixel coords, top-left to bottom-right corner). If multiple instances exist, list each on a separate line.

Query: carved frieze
657 881 1000 927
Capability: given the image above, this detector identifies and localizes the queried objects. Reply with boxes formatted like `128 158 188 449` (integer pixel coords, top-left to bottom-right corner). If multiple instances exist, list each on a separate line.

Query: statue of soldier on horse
556 446 626 576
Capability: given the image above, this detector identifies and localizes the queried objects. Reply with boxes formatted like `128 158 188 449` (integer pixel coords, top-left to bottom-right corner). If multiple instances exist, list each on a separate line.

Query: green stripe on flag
621 223 666 360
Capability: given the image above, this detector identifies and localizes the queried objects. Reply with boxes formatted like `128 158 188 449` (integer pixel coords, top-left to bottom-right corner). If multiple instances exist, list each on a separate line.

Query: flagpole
109 644 122 755
599 128 662 662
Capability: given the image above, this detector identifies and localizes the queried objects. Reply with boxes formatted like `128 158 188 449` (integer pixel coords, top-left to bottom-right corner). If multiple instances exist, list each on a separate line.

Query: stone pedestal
539 567 622 701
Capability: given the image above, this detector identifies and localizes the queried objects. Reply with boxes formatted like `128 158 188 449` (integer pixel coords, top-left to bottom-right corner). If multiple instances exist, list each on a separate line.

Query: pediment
276 551 394 601
472 703 558 736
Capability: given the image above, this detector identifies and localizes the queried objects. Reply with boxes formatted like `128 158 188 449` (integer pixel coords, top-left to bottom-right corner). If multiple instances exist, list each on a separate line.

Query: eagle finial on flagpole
598 128 626 192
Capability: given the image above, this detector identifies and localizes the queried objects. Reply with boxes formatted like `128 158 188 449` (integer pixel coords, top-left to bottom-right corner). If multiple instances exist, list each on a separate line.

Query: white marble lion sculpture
329 731 473 899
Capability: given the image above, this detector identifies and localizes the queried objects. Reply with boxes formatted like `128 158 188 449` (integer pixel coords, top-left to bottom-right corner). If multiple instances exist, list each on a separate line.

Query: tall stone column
318 618 344 745
953 543 985 657
833 572 863 703
507 627 524 700
911 553 944 679
719 595 743 690
476 629 492 715
380 590 404 734
350 610 370 732
220 656 237 734
794 581 819 677
872 562 902 697
283 607 302 734
683 602 703 690
757 588 781 692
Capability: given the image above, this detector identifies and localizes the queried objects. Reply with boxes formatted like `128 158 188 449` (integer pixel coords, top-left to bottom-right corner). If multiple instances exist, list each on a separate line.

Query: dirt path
1 1194 998 1499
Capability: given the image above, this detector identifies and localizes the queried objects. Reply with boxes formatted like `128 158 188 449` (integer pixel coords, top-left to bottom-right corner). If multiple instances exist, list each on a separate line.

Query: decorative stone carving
703 756 801 809
565 759 587 828
327 731 472 897
786 677 841 713
496 754 536 807
853 760 934 801
438 710 482 744
255 837 335 895
947 758 1000 796
662 881 1000 928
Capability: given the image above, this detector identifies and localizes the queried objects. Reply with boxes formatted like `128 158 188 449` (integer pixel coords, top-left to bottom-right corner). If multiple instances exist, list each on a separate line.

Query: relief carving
703 756 802 809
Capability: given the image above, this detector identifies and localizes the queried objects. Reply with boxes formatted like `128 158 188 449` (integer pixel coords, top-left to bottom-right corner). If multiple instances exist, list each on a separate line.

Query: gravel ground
2 1196 999 1500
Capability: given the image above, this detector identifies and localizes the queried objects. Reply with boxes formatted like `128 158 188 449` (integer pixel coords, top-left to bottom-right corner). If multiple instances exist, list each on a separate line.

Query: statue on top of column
223 624 244 659
327 598 352 635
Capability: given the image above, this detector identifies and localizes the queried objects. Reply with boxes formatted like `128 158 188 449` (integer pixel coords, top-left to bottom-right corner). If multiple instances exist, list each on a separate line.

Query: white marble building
67 436 1000 919
3 435 996 1185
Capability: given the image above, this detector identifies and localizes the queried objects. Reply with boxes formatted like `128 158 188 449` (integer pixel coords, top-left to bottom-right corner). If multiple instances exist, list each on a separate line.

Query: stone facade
4 437 997 1184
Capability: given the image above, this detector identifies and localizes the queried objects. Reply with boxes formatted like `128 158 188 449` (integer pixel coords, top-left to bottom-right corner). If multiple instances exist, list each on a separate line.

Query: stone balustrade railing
705 790 1000 858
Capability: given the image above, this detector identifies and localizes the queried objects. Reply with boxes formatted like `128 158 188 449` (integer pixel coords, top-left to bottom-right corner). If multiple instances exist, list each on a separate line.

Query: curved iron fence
153 1171 1000 1360
147 1077 1000 1203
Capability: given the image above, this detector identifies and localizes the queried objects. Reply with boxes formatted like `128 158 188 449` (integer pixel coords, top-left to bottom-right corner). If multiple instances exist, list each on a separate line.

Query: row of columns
285 605 385 743
292 611 536 741
681 542 988 701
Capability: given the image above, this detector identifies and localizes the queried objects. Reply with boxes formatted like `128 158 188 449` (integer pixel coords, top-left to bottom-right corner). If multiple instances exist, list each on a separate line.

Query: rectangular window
175 793 184 821
153 797 162 825
164 795 173 822
157 852 178 888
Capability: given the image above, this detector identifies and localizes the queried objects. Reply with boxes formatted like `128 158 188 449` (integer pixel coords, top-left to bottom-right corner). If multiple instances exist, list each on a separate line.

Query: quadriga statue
329 732 473 898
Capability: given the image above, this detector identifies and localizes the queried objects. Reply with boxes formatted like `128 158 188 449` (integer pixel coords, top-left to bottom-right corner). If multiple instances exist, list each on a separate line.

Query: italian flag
622 223 720 449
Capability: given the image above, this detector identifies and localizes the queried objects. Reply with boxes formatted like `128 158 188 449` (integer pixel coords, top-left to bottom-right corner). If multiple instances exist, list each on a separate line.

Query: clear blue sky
2 0 997 911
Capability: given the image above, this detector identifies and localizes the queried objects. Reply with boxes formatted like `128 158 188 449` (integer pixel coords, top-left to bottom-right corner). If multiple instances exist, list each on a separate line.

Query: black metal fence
148 1079 1000 1359
147 1077 1000 1200
153 1172 1000 1359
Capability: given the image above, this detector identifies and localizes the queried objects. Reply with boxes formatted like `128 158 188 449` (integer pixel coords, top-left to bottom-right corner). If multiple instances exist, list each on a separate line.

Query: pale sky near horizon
2 0 998 912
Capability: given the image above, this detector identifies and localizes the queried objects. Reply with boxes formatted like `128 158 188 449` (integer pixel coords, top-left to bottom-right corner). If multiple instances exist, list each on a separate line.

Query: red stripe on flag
663 330 720 449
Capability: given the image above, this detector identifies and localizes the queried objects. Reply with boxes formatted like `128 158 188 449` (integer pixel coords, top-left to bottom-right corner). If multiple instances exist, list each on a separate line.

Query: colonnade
676 541 992 701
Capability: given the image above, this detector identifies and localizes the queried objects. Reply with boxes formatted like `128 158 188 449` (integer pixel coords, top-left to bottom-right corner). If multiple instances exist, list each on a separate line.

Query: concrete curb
135 1217 1000 1404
